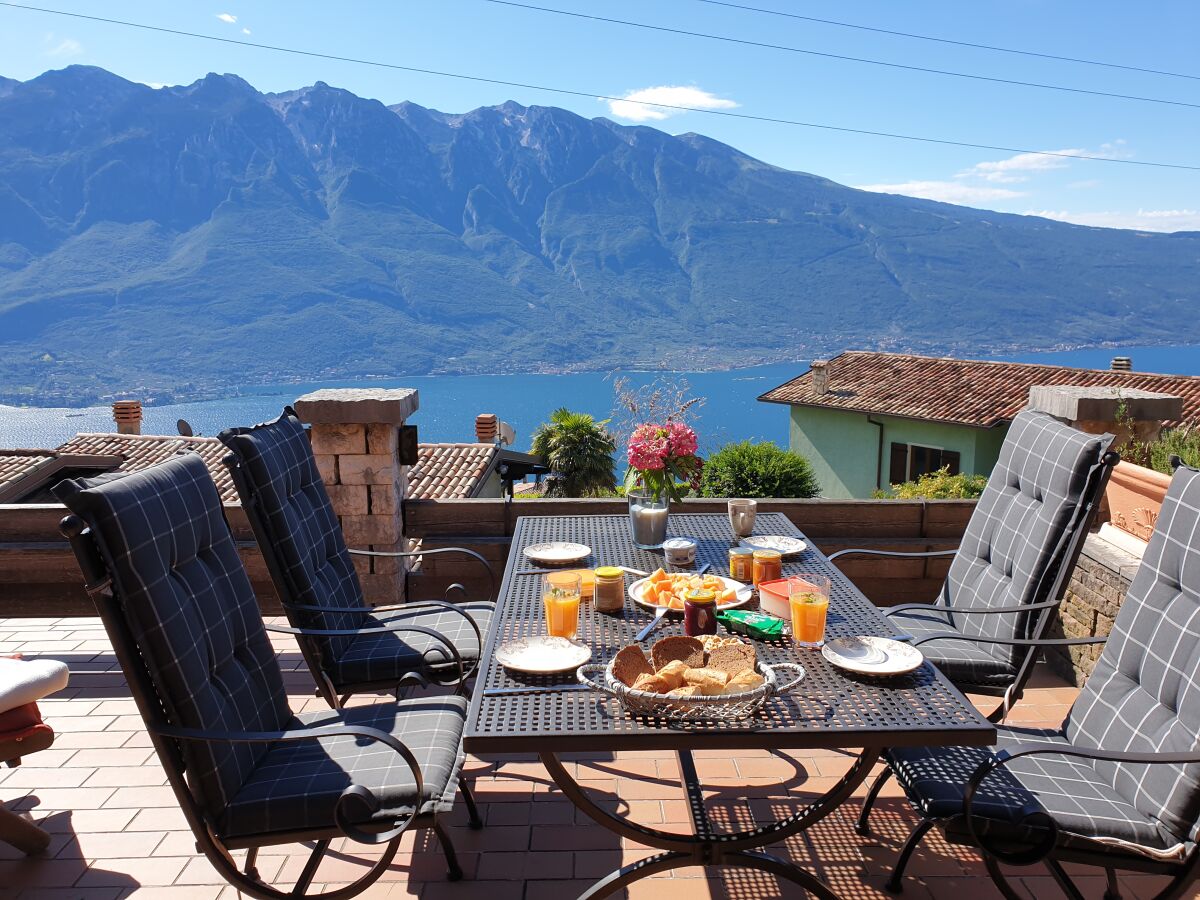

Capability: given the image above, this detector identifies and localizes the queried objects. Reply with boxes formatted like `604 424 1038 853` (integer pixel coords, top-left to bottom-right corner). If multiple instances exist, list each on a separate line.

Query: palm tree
530 408 617 497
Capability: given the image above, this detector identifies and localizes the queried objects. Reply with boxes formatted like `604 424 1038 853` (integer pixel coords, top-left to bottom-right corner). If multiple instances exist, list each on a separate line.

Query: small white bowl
663 537 697 566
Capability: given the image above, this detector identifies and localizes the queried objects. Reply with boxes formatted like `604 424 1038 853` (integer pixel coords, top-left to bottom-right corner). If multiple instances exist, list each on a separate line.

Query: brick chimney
1111 356 1132 372
811 360 830 396
475 413 499 443
112 400 142 435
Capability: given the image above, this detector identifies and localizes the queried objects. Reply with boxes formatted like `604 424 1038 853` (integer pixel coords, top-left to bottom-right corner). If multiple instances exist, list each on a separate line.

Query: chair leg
1104 866 1122 900
0 803 50 855
885 817 935 894
856 765 893 836
459 779 484 830
433 820 464 881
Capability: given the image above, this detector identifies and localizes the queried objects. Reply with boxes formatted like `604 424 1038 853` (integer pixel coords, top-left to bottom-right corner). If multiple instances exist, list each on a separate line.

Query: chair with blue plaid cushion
219 409 495 708
55 453 483 899
869 463 1200 900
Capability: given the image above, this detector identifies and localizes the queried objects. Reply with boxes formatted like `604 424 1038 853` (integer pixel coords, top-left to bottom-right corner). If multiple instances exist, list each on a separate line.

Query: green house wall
787 406 1010 498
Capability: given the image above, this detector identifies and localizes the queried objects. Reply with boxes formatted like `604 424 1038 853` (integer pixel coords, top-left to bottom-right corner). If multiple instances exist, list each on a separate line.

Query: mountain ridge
0 65 1197 405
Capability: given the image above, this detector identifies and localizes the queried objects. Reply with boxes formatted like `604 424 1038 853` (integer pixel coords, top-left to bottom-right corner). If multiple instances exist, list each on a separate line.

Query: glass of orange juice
788 575 831 649
543 571 582 640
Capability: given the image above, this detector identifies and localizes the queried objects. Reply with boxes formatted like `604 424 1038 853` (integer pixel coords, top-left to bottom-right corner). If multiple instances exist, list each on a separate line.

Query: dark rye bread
651 635 705 670
612 644 655 687
706 642 756 679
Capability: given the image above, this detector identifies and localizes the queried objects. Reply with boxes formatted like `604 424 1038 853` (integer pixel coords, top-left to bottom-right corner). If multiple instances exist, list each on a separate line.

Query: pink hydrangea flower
665 421 698 456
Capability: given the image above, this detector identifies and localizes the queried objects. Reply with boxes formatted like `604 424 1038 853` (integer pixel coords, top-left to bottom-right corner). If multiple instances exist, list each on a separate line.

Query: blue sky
3 0 1198 230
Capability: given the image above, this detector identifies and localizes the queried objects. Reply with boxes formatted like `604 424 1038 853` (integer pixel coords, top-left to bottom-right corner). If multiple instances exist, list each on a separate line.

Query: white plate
628 574 753 614
495 636 592 674
739 535 808 557
822 636 924 676
522 542 592 565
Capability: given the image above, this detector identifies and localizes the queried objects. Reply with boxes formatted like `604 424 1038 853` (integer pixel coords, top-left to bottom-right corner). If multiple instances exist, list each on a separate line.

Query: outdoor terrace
1 615 1171 900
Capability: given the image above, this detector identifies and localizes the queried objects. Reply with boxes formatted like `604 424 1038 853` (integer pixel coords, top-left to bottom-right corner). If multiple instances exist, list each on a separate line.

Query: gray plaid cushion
333 601 494 685
886 605 1017 687
887 724 1186 856
1065 465 1200 848
923 411 1112 675
55 454 292 822
220 413 365 660
219 695 467 838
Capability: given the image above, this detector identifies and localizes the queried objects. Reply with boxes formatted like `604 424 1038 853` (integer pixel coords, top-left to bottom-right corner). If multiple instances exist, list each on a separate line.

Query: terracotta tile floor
0 618 1184 899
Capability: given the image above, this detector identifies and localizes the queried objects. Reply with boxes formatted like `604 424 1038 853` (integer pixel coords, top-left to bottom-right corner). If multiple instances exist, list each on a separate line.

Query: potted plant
624 422 703 549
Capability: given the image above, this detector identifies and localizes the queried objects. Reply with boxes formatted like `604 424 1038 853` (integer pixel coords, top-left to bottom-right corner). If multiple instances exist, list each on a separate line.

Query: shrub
698 441 820 498
875 466 988 500
530 408 617 497
1125 426 1200 474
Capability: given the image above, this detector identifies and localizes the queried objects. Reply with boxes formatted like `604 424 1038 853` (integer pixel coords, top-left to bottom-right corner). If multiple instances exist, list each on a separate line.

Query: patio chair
55 454 482 899
869 462 1200 900
219 409 495 708
833 410 1117 727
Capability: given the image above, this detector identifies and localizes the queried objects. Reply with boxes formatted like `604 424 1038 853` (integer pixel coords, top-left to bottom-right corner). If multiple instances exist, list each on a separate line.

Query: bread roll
656 659 689 689
631 673 672 694
667 685 701 698
682 667 729 695
722 668 765 694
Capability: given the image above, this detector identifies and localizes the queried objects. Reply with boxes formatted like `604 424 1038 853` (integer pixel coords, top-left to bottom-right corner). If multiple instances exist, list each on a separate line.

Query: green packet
717 609 786 641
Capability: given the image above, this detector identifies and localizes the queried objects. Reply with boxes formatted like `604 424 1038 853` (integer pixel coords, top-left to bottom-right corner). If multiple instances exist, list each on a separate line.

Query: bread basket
576 660 805 723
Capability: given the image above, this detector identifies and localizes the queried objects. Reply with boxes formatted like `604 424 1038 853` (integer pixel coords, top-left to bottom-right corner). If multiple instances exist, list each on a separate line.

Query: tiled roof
0 450 58 493
408 443 498 500
55 433 238 502
759 351 1200 429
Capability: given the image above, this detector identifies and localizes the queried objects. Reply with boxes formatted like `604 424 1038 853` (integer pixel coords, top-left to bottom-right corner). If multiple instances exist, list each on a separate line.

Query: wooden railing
404 497 975 606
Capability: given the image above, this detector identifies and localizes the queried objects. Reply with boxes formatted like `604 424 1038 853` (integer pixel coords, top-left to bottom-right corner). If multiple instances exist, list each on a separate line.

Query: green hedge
698 441 820 498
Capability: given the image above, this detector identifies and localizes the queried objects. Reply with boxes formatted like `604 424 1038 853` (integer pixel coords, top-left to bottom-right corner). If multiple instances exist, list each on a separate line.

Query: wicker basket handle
577 663 611 693
765 662 806 694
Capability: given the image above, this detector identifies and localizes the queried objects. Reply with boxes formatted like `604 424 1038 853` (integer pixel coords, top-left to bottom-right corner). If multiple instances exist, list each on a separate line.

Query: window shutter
889 443 908 485
942 450 962 475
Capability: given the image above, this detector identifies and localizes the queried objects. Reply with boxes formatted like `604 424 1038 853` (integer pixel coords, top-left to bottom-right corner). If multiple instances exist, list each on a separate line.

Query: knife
483 684 592 697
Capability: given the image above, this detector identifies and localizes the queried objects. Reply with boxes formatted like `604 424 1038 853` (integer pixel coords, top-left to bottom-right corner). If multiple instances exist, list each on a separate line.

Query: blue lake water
2 345 1198 451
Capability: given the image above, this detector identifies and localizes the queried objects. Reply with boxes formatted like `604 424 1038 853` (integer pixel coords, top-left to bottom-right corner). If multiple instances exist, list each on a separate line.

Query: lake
2 345 1198 451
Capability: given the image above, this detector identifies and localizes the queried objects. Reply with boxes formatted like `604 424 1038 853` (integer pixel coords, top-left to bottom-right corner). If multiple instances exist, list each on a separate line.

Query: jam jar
592 566 625 613
729 546 754 582
752 549 782 589
684 588 719 636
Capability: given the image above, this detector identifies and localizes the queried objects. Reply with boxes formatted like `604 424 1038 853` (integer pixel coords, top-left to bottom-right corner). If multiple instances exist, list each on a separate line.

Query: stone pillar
293 388 419 606
1027 385 1182 450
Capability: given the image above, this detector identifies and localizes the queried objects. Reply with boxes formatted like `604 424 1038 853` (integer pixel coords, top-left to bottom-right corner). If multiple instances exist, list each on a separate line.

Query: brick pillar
293 388 418 606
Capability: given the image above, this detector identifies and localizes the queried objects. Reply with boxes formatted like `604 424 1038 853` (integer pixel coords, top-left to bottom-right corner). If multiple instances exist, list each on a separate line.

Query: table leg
539 747 881 899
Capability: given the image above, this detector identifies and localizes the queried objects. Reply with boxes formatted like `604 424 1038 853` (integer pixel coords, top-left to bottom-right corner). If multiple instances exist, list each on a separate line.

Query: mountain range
1 66 1198 405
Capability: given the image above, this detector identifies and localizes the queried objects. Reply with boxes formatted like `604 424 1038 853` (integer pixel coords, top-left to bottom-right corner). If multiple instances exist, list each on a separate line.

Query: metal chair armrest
152 722 424 844
827 547 959 562
347 546 496 601
886 599 1061 617
899 632 1108 649
264 622 466 690
962 742 1200 866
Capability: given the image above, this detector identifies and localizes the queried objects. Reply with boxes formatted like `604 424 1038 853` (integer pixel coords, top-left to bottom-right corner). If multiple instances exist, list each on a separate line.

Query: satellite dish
176 419 194 437
498 421 516 447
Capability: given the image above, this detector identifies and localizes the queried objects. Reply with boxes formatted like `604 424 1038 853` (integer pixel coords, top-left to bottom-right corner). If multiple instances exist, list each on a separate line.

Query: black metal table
464 513 995 898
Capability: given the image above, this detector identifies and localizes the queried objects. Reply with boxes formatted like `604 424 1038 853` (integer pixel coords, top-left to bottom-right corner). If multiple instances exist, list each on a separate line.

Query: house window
889 442 961 484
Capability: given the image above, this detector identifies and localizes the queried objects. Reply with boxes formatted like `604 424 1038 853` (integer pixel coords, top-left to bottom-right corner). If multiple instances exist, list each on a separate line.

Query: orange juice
790 593 828 646
542 571 582 640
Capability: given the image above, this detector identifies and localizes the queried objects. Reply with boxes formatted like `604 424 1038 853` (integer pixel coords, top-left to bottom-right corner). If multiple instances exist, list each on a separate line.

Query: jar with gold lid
729 546 754 582
752 549 782 589
592 566 625 613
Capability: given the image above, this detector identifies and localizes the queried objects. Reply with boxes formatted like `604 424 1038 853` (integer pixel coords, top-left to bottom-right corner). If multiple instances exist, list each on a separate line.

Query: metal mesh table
463 513 995 899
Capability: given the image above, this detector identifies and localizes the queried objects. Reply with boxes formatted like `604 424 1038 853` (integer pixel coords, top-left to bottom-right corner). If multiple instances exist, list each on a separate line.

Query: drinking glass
788 574 831 649
542 571 582 640
728 499 757 538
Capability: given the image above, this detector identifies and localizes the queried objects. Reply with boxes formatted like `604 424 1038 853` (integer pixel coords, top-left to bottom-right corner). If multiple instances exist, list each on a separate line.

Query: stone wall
1046 533 1140 685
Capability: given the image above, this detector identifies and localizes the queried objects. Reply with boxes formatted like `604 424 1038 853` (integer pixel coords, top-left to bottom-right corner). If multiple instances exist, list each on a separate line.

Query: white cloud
1024 208 1200 232
45 36 83 58
242 27 251 35
959 141 1129 183
602 86 738 122
216 12 237 23
854 181 1026 204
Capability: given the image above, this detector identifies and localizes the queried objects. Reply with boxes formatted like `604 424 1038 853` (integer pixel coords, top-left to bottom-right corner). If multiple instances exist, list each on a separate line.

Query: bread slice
682 667 730 695
667 685 701 698
651 635 705 671
706 642 757 679
722 668 765 694
656 659 690 690
612 644 655 687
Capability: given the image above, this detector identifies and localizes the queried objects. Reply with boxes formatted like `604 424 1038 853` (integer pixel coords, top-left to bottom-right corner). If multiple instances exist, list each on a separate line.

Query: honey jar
729 546 754 582
752 549 782 589
593 566 625 613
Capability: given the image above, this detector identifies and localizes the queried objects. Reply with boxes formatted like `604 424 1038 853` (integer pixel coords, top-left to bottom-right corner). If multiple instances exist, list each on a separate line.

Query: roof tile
408 443 498 500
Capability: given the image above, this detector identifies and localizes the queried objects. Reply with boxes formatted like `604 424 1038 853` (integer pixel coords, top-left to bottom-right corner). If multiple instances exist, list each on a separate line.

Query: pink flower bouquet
624 421 703 503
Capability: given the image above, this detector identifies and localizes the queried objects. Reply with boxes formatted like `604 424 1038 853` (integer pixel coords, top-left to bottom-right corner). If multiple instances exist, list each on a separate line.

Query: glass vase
628 490 670 550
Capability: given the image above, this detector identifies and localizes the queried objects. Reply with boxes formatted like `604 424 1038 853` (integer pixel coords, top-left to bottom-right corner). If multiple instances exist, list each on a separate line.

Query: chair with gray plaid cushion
219 409 495 708
55 453 482 899
869 463 1200 900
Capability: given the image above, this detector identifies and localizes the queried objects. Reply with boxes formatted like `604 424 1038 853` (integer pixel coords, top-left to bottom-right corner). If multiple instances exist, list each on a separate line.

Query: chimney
475 413 499 443
811 359 830 396
112 400 142 435
1111 356 1132 372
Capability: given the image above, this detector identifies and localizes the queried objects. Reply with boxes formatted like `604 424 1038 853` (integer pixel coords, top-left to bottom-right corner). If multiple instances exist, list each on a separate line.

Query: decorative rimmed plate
738 535 808 557
495 636 592 674
822 636 924 676
628 574 753 614
522 542 591 565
